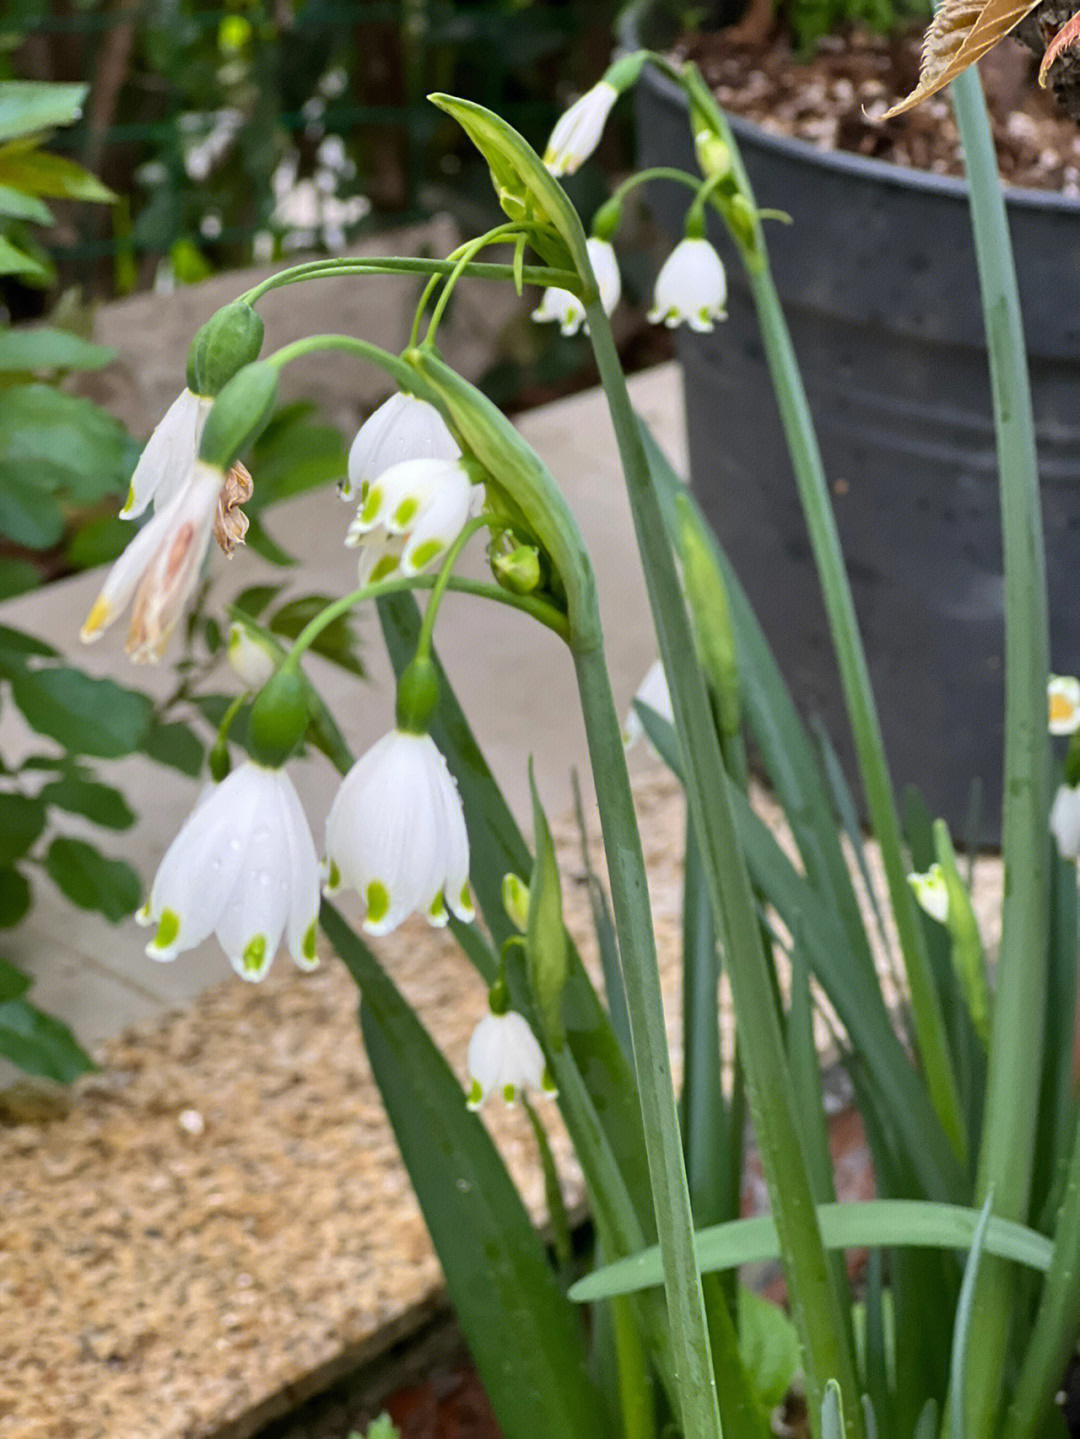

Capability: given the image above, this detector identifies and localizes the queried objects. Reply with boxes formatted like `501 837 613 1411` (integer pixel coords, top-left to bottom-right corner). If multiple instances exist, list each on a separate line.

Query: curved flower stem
420 224 532 348
584 294 863 1436
284 569 568 669
414 514 505 658
240 254 577 307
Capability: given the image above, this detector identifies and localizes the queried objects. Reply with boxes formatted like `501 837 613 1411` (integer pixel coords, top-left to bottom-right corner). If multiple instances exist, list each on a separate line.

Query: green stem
744 259 967 1169
423 224 529 346
585 297 862 1437
414 514 503 658
573 641 723 1439
284 570 568 668
946 63 1051 1434
241 254 578 306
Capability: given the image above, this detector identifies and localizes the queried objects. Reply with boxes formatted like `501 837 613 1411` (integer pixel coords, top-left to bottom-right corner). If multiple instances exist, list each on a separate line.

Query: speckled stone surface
0 758 1003 1439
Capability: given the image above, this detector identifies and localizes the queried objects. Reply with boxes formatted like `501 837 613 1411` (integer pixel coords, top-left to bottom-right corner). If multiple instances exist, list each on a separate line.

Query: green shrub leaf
45 837 141 921
10 668 152 757
0 996 94 1081
0 794 46 864
41 774 136 830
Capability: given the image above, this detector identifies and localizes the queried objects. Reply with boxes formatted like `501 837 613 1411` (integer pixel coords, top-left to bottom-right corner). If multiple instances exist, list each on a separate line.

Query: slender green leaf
322 903 605 1439
569 1200 1054 1302
0 185 52 223
0 235 48 279
10 668 151 757
45 838 141 921
822 1381 845 1439
950 1193 995 1439
0 997 94 1081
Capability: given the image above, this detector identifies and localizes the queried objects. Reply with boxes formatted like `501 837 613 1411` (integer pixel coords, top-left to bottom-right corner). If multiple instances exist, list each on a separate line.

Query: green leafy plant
76 42 1080 1439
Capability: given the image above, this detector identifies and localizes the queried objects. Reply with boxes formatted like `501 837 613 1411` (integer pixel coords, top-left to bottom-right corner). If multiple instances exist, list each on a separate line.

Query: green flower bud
603 51 647 94
227 620 278 690
209 737 232 783
187 301 265 397
396 654 440 734
722 192 759 256
693 126 732 184
248 667 309 768
199 361 279 472
494 544 541 595
590 195 623 243
502 872 530 932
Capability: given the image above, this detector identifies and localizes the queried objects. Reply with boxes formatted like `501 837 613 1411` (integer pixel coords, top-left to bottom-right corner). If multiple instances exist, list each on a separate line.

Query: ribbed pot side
635 51 1080 841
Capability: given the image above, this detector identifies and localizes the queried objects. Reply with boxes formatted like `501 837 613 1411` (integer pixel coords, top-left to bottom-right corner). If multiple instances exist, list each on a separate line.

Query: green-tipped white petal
543 81 618 177
343 392 460 502
122 387 212 520
143 761 320 981
531 237 620 337
345 456 478 580
908 863 949 924
324 729 472 934
648 238 728 333
466 1010 549 1109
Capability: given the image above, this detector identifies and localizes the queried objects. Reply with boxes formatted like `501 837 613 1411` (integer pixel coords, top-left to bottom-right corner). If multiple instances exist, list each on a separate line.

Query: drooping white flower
624 659 674 747
121 387 212 520
324 729 474 934
81 460 225 662
139 761 321 982
1051 784 1080 859
467 1009 554 1108
543 81 619 177
342 392 460 503
531 237 621 337
1049 675 1080 735
908 864 949 924
345 455 481 579
648 238 728 332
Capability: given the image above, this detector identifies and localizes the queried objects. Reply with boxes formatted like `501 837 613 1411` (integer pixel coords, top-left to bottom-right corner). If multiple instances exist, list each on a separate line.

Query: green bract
526 766 567 1049
199 360 280 471
247 668 309 768
187 301 265 397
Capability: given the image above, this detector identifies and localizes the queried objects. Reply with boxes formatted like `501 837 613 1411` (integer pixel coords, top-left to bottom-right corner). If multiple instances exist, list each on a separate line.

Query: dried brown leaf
1039 10 1080 83
882 0 1042 115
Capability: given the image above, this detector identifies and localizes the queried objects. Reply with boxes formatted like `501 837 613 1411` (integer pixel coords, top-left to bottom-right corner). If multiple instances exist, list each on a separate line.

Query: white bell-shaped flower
140 761 321 982
648 238 728 332
1051 784 1080 859
324 729 474 933
121 387 212 520
624 659 674 747
346 455 481 578
81 459 224 663
1049 675 1080 735
342 392 460 503
908 864 949 924
466 1009 554 1108
531 237 621 337
543 81 619 177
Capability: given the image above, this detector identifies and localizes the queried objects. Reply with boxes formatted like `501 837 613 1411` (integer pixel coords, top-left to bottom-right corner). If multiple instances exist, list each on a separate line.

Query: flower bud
248 667 309 768
395 654 440 734
502 872 530 933
494 544 541 595
209 736 232 783
693 126 732 184
227 620 278 690
199 361 279 472
187 301 265 397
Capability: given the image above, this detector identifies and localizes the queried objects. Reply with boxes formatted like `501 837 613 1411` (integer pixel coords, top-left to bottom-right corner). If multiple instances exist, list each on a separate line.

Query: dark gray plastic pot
632 46 1079 841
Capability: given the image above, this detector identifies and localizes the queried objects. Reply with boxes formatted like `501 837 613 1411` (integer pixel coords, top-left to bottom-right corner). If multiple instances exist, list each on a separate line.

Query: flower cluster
1049 675 1080 858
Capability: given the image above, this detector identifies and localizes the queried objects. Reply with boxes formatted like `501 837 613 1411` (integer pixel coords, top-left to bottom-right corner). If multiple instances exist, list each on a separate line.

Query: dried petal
882 0 1041 116
213 460 253 556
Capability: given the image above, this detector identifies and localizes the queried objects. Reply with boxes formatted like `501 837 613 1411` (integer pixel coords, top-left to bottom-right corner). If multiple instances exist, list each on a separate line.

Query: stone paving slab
0 364 685 1054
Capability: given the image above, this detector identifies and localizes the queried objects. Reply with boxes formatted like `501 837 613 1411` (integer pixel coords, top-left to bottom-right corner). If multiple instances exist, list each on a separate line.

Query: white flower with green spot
140 761 321 982
908 863 949 924
543 81 618 177
324 729 474 934
345 455 481 580
1049 674 1080 735
1051 783 1080 859
466 1009 554 1108
530 237 621 337
648 238 728 333
121 387 212 520
342 392 460 503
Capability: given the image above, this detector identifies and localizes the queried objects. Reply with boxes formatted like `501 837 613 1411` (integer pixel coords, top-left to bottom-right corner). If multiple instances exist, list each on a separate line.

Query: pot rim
620 12 1080 217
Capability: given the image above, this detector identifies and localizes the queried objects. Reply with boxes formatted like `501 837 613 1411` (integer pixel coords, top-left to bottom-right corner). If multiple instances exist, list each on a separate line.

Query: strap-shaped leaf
321 903 605 1439
883 0 1041 116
